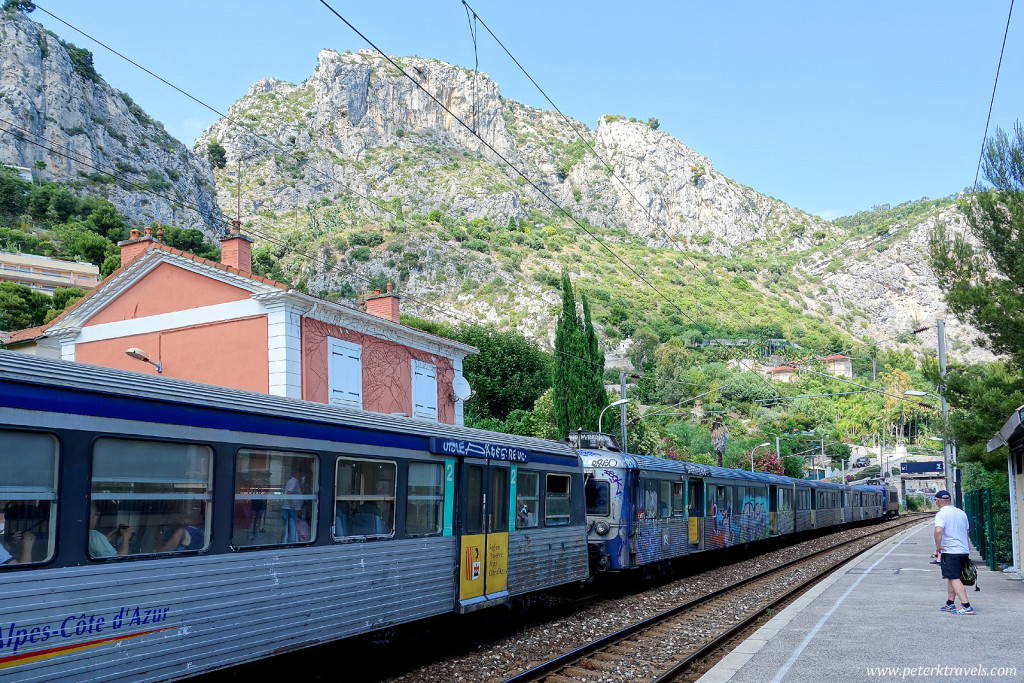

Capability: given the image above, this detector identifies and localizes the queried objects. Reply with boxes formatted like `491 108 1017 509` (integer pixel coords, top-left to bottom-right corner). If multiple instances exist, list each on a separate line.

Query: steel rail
502 515 924 683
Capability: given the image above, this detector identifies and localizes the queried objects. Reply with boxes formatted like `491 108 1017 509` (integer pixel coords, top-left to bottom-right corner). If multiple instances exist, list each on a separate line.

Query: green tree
161 225 219 260
530 388 561 440
0 166 29 218
43 287 85 323
207 140 228 170
929 122 1024 369
455 323 552 422
0 282 50 331
3 1 36 13
83 201 126 241
552 272 606 437
61 41 100 83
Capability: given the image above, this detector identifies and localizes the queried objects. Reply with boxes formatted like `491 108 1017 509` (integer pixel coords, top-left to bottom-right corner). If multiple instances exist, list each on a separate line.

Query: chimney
365 282 400 323
219 219 253 272
118 228 158 265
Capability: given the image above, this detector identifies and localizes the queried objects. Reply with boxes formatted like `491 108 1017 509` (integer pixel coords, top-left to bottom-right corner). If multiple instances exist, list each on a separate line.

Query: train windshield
585 478 610 516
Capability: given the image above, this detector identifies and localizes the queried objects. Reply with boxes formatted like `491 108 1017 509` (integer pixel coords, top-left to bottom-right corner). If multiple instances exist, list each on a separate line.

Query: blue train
0 352 895 680
576 434 895 573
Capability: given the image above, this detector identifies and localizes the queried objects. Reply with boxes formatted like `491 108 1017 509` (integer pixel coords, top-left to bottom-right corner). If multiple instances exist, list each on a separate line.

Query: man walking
930 490 974 615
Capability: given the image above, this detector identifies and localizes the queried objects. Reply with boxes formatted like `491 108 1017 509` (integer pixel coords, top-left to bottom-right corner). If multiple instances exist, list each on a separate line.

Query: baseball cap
935 490 951 499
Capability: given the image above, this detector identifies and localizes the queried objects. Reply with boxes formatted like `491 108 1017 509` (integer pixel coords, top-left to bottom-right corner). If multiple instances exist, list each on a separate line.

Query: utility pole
619 371 628 454
937 320 956 503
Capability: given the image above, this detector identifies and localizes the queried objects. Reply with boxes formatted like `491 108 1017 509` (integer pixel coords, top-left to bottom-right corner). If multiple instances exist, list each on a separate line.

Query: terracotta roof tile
3 324 48 344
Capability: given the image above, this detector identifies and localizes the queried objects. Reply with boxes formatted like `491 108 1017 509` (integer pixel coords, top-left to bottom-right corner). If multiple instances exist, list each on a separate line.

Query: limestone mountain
194 48 984 362
199 48 833 255
0 10 221 233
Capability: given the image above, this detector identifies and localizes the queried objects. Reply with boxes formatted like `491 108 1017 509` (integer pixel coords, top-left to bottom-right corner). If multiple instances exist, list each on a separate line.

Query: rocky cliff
193 48 986 360
0 11 221 233
197 49 829 255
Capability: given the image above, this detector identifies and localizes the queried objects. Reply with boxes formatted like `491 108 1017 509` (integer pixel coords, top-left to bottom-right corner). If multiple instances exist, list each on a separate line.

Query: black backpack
960 557 979 590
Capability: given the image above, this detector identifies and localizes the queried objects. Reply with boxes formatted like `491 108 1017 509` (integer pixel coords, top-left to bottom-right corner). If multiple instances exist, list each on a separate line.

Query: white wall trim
267 308 302 399
73 299 266 344
453 357 465 427
301 299 475 361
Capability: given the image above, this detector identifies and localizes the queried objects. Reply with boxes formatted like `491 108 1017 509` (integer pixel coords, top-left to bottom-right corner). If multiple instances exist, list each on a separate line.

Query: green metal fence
964 488 998 570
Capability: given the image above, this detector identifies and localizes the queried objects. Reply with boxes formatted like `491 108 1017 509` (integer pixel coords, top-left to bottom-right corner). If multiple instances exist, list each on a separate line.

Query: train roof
579 449 881 491
0 351 578 459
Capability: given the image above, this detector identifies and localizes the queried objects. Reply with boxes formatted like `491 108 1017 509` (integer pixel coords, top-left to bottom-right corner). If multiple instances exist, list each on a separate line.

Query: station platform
700 520 1024 683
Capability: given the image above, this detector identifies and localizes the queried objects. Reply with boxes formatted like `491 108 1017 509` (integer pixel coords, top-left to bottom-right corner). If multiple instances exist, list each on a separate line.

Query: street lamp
599 398 629 435
125 347 162 373
750 442 771 472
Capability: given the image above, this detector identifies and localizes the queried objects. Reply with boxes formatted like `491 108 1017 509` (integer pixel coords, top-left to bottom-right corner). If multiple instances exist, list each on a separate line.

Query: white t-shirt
935 505 970 554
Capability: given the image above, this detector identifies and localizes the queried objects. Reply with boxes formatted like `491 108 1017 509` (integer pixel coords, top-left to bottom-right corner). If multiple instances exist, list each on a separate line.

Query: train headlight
594 520 610 536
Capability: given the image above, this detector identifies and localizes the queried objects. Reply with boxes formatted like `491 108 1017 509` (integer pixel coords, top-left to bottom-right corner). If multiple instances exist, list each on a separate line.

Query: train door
458 458 511 612
769 485 778 534
687 478 702 548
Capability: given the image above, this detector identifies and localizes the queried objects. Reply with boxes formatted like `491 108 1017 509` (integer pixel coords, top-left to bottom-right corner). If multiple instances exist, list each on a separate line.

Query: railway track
503 515 925 683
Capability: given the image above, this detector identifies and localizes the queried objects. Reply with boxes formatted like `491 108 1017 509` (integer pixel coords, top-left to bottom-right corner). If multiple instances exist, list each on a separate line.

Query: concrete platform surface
700 521 1024 683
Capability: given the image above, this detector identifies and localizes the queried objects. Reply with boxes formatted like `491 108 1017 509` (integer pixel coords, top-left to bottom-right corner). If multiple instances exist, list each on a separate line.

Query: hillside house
822 354 853 379
3 226 477 425
765 364 798 383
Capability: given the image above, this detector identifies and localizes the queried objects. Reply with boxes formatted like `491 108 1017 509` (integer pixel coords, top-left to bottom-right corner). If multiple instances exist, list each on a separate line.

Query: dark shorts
941 553 969 580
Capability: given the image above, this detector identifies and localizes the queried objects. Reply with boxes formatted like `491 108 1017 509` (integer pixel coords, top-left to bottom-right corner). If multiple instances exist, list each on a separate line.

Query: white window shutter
412 360 438 421
328 338 362 409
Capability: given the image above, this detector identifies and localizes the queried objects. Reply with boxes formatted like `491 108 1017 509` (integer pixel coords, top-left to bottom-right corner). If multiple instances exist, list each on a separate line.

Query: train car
0 352 588 681
579 436 887 572
882 483 901 518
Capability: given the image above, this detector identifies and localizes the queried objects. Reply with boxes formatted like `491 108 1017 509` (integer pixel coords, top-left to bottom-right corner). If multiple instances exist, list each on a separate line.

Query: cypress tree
581 292 608 429
553 273 607 439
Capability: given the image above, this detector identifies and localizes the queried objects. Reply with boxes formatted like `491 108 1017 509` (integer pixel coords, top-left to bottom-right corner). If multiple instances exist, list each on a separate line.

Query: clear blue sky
29 1 1022 219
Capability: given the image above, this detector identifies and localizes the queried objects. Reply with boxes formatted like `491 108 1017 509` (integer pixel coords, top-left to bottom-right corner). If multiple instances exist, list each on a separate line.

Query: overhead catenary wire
1 118 622 377
31 2 520 289
0 119 494 326
317 0 793 405
317 0 713 338
29 3 858 407
973 0 1015 190
36 0 769 399
459 0 734 302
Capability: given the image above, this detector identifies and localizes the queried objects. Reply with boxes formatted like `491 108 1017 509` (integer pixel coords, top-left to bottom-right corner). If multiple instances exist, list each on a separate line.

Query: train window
712 485 727 515
465 466 484 534
782 487 794 512
516 470 539 528
407 462 444 535
671 482 685 517
585 477 610 517
91 439 212 559
796 488 810 510
687 480 701 517
234 450 318 548
0 431 58 567
334 458 396 539
544 474 571 526
491 469 508 533
640 479 659 518
659 481 671 518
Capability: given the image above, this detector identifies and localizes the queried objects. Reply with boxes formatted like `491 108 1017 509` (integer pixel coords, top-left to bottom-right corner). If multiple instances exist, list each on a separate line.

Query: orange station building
4 226 477 426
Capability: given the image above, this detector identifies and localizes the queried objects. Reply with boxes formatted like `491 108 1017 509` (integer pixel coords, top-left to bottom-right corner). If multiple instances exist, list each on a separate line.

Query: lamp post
599 398 629 436
750 442 771 472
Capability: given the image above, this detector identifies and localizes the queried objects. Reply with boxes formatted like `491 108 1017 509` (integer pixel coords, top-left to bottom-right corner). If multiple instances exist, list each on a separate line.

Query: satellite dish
452 375 472 401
